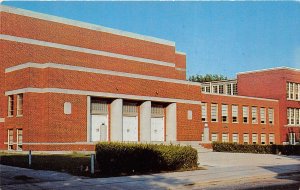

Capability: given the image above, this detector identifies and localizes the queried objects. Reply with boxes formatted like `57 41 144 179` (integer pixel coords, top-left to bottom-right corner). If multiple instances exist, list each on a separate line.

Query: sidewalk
1 152 300 190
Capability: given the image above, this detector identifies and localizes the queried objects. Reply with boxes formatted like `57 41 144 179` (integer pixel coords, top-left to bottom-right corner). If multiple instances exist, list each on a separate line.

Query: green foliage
212 142 300 155
95 142 198 175
188 74 228 83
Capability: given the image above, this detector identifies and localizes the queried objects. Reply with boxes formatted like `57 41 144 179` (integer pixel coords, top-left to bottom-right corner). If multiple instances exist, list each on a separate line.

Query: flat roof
237 66 300 75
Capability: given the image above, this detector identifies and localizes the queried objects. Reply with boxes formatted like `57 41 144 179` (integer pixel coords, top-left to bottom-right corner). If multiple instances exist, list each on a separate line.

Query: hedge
212 142 300 155
95 142 198 175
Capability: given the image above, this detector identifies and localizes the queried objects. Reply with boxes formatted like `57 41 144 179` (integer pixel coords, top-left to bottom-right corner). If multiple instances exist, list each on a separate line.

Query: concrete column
86 96 91 142
110 99 123 141
203 123 209 142
140 101 151 142
166 103 177 142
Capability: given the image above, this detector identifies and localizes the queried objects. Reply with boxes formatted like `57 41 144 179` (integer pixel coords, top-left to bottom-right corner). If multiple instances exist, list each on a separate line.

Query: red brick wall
177 103 202 141
201 93 280 144
238 69 300 143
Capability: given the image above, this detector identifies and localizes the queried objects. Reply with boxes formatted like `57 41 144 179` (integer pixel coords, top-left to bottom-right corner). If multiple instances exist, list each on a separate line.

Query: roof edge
237 66 300 75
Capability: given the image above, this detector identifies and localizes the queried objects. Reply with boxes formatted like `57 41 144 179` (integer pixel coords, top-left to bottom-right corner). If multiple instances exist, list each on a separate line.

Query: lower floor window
232 133 239 143
211 133 218 142
243 134 249 144
261 134 266 145
269 134 275 145
8 129 13 150
17 129 23 151
222 133 229 142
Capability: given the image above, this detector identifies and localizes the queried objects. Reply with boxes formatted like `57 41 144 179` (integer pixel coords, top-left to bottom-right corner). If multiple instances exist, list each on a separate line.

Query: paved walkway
1 152 300 190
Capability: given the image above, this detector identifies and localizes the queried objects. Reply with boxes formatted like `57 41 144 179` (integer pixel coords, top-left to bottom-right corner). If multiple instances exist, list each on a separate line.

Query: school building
0 5 299 151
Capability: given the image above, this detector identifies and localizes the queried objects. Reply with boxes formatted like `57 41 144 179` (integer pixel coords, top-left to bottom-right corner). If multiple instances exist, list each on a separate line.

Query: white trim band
5 88 202 105
0 34 175 67
0 5 175 46
176 51 186 55
22 142 96 145
0 118 5 123
5 62 200 86
175 67 186 72
202 92 278 102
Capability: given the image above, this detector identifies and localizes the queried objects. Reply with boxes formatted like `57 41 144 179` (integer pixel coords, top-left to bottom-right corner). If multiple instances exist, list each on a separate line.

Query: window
287 82 300 100
251 107 258 124
243 134 249 144
233 83 238 95
252 133 257 144
232 133 239 144
151 105 164 117
205 86 211 93
8 95 14 116
8 129 13 150
232 105 238 123
260 108 266 124
261 134 266 145
221 104 228 123
91 99 108 115
201 87 205 92
213 85 218 93
268 108 274 124
187 110 193 120
269 134 275 145
219 85 224 94
211 133 218 142
17 129 22 151
201 103 207 121
211 103 218 122
226 84 232 95
123 103 138 116
243 106 249 123
287 108 300 125
17 94 23 116
222 133 229 142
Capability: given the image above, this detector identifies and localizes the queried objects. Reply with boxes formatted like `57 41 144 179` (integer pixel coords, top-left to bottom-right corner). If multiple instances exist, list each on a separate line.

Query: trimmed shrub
212 142 300 155
95 142 198 175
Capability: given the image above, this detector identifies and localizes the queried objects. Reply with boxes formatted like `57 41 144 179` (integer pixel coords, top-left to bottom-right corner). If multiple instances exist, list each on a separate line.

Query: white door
91 115 108 142
123 116 138 141
151 117 164 141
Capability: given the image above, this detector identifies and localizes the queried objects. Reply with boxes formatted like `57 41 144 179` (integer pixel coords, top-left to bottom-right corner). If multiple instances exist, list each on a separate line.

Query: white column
166 103 177 142
87 96 91 142
203 123 209 142
140 101 151 142
110 99 123 141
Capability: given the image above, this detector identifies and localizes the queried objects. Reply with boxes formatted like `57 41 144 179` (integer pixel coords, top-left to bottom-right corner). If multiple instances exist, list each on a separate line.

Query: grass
0 151 203 177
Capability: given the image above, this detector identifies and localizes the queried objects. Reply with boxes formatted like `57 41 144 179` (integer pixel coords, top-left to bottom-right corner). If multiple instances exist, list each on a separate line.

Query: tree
188 74 228 83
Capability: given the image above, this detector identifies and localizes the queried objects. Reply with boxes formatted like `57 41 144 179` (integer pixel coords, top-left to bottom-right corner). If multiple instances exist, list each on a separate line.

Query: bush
212 142 300 155
95 142 198 175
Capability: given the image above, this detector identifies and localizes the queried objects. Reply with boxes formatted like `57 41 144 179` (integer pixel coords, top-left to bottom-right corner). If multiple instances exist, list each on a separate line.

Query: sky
2 1 300 78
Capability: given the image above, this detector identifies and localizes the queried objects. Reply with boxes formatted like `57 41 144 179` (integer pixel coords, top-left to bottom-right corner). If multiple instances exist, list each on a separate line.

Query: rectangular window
243 134 249 144
213 85 218 93
232 105 238 123
269 134 275 145
287 82 300 100
222 133 229 142
268 108 274 124
17 129 23 151
260 107 266 124
211 133 218 142
8 129 13 150
290 83 294 99
295 84 299 100
151 105 164 117
296 109 300 125
233 83 238 95
205 86 211 93
232 133 239 144
286 82 290 99
211 103 218 122
8 95 14 116
243 106 249 123
201 87 205 92
91 100 108 115
201 103 207 121
221 104 228 123
251 107 258 124
219 85 224 94
252 133 257 144
123 103 138 116
287 108 300 125
226 84 232 95
17 94 23 116
261 134 266 144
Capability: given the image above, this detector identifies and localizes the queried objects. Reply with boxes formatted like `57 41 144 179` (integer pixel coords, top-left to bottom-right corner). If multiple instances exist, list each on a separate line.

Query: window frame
17 94 23 116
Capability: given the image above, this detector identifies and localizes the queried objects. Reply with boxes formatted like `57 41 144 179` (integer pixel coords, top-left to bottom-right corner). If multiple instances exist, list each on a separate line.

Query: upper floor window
8 95 14 117
233 83 238 95
243 106 249 123
287 108 300 125
205 86 210 93
251 107 258 124
211 103 218 122
260 107 266 124
226 84 232 95
221 104 228 123
213 85 218 93
268 108 274 124
232 105 238 123
287 82 300 101
219 85 224 94
201 102 207 122
17 94 23 116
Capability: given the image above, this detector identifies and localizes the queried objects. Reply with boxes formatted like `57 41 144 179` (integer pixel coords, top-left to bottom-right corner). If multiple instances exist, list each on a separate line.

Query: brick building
0 6 299 151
